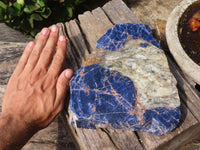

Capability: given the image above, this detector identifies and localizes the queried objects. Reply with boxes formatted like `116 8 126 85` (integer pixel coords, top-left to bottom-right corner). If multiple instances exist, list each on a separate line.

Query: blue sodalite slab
69 64 138 128
96 23 160 51
68 23 181 135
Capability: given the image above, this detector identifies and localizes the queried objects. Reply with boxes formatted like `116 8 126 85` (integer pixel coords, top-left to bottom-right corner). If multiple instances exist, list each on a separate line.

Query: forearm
0 114 36 150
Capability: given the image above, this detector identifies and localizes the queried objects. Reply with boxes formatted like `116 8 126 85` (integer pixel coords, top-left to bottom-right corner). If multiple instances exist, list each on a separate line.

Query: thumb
55 69 73 109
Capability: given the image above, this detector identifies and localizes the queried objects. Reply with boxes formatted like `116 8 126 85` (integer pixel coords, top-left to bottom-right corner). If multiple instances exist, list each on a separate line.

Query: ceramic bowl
166 0 200 84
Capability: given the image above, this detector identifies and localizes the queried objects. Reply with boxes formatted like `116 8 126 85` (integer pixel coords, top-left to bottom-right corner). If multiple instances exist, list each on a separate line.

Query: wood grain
65 20 89 62
91 7 113 37
104 129 143 150
22 115 77 150
103 0 141 24
78 11 100 52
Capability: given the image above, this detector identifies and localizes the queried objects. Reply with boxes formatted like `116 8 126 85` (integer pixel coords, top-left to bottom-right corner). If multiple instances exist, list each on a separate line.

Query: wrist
0 114 37 149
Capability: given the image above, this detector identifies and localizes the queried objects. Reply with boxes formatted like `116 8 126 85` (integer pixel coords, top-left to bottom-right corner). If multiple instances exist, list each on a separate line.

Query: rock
0 23 33 42
68 23 181 135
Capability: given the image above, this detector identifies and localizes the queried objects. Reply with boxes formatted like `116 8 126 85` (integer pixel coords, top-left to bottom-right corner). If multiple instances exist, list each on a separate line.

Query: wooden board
65 20 89 62
62 0 200 149
102 0 141 24
78 7 113 53
22 115 77 150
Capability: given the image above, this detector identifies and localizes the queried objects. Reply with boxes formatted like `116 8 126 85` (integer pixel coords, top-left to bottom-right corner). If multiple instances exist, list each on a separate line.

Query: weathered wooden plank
104 129 143 150
65 20 89 63
103 0 141 24
78 7 113 53
167 56 200 121
60 112 84 150
155 19 167 43
91 7 113 37
22 115 77 150
75 128 118 150
78 11 100 52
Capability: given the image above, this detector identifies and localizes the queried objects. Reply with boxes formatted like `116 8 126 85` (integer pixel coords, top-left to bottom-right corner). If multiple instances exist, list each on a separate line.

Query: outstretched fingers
36 25 59 69
13 41 35 76
23 28 50 73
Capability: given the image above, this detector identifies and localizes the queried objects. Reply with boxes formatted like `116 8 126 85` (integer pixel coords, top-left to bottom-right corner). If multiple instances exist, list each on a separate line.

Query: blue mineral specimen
96 23 160 51
68 23 181 135
69 64 180 135
69 64 138 127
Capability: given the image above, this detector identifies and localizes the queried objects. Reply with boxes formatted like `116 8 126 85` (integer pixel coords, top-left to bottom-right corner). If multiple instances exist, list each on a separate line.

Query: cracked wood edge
65 20 89 63
78 11 99 52
102 0 141 24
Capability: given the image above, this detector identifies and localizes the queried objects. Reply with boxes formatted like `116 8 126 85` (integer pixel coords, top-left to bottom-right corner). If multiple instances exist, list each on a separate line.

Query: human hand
2 25 73 131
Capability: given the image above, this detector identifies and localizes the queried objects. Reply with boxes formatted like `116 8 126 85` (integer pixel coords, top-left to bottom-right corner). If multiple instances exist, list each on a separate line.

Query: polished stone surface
96 23 160 51
68 23 181 135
